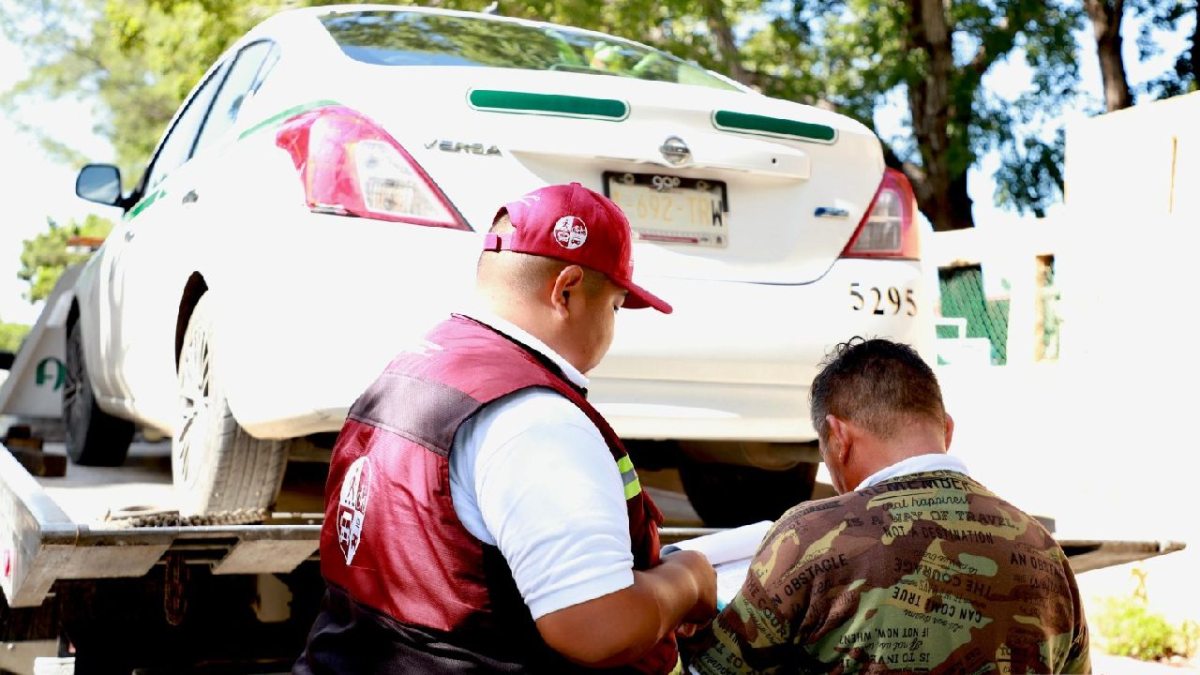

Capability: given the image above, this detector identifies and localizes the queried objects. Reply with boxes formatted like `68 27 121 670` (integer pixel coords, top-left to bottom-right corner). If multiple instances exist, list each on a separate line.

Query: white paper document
661 520 772 609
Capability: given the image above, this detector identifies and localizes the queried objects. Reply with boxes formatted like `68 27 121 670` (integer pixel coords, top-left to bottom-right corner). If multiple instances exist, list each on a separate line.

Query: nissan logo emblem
659 136 691 166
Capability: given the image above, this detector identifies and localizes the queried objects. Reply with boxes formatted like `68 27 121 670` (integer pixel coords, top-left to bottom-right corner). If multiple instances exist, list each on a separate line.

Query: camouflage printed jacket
686 471 1090 674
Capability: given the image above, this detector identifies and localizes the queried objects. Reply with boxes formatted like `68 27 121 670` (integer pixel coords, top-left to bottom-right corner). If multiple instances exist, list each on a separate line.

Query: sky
0 33 117 325
0 9 1192 327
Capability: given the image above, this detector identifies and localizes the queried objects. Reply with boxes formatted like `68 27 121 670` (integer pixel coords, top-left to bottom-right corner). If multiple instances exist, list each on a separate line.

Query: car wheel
678 461 818 527
63 315 134 466
174 294 288 515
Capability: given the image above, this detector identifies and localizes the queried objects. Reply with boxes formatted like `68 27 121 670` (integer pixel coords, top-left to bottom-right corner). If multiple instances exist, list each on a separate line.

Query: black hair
809 337 945 441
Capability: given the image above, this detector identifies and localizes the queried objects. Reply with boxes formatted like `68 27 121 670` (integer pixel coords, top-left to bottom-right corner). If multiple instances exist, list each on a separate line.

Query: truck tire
63 314 133 466
679 460 819 527
174 294 288 515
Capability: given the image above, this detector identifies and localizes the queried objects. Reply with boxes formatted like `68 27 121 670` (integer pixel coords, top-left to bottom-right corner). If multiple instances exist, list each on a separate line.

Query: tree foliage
18 214 113 303
1083 1 1198 114
0 321 31 353
1 0 1196 232
1 0 287 180
1134 0 1198 99
749 1 1087 229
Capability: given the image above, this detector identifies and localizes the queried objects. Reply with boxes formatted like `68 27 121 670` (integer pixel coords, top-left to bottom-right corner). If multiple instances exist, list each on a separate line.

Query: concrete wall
1057 91 1199 370
929 93 1200 630
929 92 1200 369
1064 91 1198 221
1053 91 1200 629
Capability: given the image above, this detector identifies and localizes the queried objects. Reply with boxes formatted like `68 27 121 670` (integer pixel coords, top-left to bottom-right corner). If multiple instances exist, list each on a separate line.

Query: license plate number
603 172 728 247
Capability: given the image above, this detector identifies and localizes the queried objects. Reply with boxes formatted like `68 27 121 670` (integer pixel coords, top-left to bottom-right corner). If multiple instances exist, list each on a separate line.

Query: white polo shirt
448 312 635 620
856 453 971 490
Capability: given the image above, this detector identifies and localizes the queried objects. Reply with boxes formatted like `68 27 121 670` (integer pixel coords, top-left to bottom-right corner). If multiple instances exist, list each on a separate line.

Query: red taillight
840 168 919 260
275 106 468 230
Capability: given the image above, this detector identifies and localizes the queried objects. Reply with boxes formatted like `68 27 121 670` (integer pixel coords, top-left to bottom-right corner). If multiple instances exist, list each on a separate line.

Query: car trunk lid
337 66 886 285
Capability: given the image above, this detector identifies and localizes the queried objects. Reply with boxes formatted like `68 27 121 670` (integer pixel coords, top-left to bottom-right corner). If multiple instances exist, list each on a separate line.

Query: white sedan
68 4 934 523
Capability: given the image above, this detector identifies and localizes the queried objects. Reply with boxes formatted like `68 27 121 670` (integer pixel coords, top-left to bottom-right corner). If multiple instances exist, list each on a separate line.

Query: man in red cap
297 183 716 674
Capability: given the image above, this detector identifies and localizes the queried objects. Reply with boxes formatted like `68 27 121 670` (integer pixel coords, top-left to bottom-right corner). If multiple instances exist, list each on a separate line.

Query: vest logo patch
337 456 372 565
553 215 588 250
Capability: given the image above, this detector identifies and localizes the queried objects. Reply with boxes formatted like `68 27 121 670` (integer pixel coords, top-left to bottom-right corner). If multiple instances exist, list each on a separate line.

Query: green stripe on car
713 110 837 144
238 98 342 140
468 89 629 121
126 188 165 220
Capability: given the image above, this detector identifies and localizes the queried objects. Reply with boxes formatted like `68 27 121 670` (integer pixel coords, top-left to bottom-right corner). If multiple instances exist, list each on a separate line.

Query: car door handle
182 190 199 205
124 229 136 242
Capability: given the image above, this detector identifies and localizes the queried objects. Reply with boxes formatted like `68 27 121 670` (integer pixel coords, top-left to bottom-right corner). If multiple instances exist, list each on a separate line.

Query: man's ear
944 413 955 451
550 265 586 317
825 414 854 466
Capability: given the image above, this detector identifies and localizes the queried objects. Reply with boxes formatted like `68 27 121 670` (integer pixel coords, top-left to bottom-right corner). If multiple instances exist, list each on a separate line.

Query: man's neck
855 453 969 491
461 307 588 389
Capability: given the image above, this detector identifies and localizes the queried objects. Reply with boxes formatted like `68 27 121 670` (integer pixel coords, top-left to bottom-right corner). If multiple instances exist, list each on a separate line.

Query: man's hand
535 549 717 667
666 550 718 624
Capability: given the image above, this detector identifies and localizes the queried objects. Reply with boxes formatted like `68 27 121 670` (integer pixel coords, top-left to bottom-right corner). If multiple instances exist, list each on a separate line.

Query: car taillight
275 105 468 230
840 168 919 260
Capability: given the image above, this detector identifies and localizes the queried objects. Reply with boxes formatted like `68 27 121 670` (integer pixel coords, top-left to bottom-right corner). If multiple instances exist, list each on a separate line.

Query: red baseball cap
484 182 672 313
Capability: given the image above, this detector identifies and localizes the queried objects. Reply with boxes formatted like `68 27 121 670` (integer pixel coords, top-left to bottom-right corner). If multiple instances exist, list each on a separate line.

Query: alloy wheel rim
177 323 212 484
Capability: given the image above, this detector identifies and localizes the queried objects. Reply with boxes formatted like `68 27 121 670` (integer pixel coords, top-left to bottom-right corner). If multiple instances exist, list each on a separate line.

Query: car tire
63 314 134 466
174 294 288 515
678 461 819 527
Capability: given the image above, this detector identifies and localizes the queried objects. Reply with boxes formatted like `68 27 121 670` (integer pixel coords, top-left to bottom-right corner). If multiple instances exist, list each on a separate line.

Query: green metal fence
937 265 1010 365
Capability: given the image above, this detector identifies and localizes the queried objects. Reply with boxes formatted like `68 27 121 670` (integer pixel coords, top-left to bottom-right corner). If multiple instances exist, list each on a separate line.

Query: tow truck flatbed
1 442 325 609
3 438 1187 611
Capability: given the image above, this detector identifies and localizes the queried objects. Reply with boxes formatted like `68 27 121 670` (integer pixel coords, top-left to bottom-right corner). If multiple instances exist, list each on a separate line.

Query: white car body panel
71 4 935 448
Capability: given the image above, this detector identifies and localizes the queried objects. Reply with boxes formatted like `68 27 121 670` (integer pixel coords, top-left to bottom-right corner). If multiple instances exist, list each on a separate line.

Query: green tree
0 321 31 353
18 214 113 303
5 0 1187 230
1 0 287 180
737 1 1087 228
1084 1 1198 113
1135 0 1198 100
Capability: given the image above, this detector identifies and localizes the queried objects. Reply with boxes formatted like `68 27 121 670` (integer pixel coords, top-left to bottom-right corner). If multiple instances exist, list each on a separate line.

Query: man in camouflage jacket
686 338 1090 674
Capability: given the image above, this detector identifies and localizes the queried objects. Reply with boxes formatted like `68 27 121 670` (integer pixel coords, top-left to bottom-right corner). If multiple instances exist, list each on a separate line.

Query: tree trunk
1085 0 1134 111
904 0 974 231
700 0 751 86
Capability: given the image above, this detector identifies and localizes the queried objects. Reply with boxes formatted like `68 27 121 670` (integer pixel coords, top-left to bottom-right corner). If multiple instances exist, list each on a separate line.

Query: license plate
603 172 728 247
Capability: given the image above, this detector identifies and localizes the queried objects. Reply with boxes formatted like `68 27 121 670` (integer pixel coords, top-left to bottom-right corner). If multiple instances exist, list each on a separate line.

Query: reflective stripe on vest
617 455 641 499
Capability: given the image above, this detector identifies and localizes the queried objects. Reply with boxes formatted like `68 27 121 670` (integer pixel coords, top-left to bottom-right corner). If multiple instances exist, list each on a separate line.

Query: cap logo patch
553 215 588 250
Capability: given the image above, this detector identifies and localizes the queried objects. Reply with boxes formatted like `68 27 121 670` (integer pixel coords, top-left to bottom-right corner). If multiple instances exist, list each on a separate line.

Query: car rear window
319 10 740 91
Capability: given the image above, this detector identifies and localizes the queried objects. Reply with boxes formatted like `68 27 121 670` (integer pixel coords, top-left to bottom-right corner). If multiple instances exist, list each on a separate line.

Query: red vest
298 315 679 674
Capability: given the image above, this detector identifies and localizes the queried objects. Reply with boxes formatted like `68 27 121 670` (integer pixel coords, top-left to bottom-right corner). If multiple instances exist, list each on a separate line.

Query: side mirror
76 164 123 206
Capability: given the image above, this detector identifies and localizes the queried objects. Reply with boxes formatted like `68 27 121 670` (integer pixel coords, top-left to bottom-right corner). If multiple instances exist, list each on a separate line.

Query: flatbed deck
2 442 324 609
5 439 1186 612
0 441 732 610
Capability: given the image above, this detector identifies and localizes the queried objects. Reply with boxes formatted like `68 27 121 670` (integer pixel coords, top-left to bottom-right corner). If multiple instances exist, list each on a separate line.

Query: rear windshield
319 10 740 91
